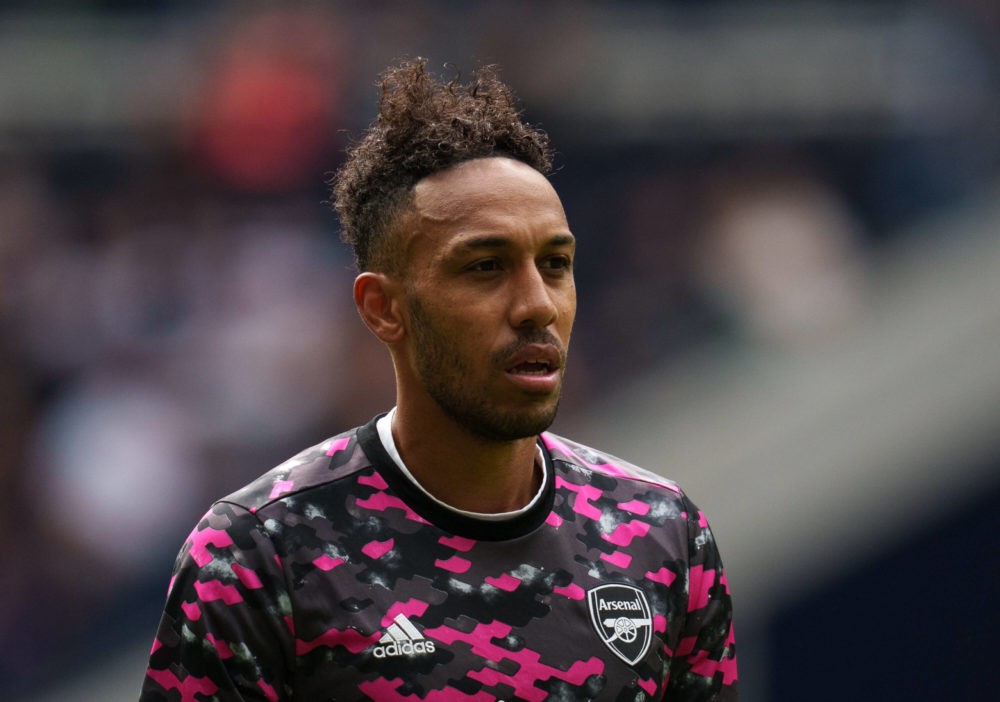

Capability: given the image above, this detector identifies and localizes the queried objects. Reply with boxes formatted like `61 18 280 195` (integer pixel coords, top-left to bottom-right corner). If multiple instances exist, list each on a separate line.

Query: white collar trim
375 407 547 522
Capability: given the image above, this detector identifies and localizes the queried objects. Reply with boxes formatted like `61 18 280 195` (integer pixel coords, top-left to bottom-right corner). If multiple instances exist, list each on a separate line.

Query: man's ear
354 272 405 344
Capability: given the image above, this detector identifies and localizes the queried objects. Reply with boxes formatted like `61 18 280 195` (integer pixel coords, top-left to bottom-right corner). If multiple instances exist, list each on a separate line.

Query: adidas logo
372 614 437 658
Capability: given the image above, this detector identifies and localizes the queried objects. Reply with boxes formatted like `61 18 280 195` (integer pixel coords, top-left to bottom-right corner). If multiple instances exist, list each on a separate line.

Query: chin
452 401 560 443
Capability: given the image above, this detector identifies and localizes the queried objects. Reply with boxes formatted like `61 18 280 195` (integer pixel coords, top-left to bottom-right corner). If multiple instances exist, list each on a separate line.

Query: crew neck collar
356 414 555 541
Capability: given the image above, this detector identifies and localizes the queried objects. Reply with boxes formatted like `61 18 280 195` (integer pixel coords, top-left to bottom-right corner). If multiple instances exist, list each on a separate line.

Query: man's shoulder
541 432 684 497
220 425 370 513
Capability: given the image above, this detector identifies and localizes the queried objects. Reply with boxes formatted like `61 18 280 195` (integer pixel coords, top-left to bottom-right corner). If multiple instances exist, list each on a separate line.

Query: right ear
354 272 406 344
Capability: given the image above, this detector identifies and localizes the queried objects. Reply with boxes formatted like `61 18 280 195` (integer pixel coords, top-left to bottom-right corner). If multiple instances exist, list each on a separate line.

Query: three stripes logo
372 613 437 658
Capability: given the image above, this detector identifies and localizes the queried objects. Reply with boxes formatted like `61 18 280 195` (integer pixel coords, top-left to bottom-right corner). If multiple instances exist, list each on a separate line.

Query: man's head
332 60 574 442
331 58 553 274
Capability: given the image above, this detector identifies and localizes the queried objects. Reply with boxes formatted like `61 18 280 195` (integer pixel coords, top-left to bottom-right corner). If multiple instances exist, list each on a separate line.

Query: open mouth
508 359 554 376
500 342 563 391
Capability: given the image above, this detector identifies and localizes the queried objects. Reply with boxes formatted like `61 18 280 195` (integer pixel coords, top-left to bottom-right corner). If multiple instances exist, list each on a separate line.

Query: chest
282 507 690 701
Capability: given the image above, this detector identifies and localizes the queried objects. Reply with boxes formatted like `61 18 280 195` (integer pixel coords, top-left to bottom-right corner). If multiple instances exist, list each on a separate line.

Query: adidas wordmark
373 614 437 658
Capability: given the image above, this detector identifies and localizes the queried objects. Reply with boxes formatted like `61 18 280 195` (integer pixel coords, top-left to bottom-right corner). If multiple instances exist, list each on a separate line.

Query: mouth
502 344 563 392
503 342 562 373
507 358 556 376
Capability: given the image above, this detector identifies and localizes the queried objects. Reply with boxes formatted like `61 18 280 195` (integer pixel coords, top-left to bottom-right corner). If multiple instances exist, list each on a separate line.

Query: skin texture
354 157 576 512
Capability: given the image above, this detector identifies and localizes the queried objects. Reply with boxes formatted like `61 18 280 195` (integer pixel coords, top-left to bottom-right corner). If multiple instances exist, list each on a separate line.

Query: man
141 59 738 701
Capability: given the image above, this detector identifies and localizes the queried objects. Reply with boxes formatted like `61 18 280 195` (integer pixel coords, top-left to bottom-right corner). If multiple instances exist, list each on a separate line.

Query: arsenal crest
587 584 653 665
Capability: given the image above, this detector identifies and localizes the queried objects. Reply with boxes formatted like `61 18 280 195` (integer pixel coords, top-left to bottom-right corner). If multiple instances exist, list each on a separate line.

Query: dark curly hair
330 58 554 273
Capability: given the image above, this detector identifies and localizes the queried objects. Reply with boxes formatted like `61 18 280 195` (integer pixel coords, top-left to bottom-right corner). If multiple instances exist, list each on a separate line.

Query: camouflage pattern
141 417 737 701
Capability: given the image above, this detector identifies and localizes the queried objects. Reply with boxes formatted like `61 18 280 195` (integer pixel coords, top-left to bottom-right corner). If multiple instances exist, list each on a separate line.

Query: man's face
398 157 576 442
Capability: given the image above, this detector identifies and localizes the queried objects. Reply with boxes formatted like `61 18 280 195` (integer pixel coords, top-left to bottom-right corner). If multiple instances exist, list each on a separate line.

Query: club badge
586 583 653 665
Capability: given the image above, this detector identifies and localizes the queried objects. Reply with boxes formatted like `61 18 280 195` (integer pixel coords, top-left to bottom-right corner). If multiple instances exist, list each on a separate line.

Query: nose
510 265 558 330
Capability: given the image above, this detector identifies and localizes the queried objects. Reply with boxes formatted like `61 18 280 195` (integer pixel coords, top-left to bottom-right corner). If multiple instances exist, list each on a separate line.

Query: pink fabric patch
688 564 715 612
689 649 739 686
555 477 604 520
653 613 668 635
676 635 698 657
385 598 429 624
231 563 263 589
428 618 512 646
362 538 394 560
600 550 632 569
145 667 219 698
545 511 563 528
206 633 233 659
356 492 430 523
438 534 476 552
268 480 295 499
485 573 522 591
296 627 379 655
181 600 201 621
194 579 243 605
188 528 233 568
257 678 280 702
312 554 345 571
435 555 472 573
602 519 651 547
645 566 678 586
637 676 659 695
618 499 650 515
357 471 388 489
325 436 351 456
553 583 585 600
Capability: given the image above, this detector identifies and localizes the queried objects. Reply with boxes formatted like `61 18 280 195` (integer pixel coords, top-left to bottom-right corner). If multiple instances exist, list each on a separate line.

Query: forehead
414 157 558 211
405 157 570 253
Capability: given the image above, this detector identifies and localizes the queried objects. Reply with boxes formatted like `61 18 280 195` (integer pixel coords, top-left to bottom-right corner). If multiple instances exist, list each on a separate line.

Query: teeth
512 360 551 375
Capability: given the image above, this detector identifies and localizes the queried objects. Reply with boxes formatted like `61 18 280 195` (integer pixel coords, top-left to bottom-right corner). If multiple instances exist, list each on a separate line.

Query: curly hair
330 58 553 272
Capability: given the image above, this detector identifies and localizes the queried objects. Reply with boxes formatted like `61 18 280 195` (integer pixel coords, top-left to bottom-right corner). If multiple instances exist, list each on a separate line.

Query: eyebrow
455 233 576 250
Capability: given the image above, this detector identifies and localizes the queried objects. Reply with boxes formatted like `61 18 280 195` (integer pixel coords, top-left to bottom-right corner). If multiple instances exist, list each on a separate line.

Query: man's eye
469 259 501 272
542 256 573 271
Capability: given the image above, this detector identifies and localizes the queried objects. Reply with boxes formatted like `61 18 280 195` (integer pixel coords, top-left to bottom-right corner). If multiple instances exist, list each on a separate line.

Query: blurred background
1 1 998 700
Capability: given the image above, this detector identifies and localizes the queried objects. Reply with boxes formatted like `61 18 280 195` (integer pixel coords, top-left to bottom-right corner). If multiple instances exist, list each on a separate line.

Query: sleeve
140 501 294 701
663 495 739 701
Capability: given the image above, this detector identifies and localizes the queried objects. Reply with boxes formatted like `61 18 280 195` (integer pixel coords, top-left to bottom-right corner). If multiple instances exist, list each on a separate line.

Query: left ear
354 272 406 344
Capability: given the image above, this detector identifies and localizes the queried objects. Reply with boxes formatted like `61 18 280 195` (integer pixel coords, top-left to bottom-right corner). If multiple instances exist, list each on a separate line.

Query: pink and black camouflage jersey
141 416 738 701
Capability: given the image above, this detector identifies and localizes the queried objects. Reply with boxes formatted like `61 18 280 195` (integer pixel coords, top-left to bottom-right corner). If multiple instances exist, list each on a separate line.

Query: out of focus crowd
1 2 997 697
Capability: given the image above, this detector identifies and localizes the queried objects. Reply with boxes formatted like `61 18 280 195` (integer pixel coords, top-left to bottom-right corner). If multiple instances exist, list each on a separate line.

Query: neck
390 403 542 514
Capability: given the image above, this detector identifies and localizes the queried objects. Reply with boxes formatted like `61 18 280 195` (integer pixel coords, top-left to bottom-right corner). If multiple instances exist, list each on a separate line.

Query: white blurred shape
32 372 200 573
